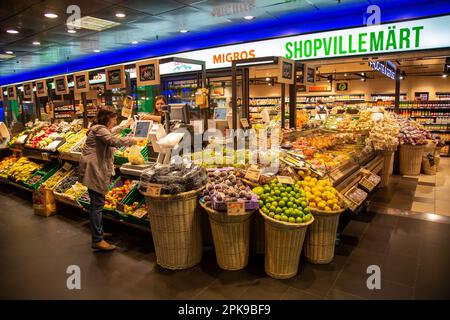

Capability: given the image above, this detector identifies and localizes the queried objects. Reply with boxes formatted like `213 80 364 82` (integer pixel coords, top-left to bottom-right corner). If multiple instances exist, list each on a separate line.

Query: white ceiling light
67 29 76 33
44 13 58 19
6 29 19 34
32 41 41 45
344 73 348 76
93 49 101 53
180 29 188 33
265 77 270 81
244 16 254 20
67 16 120 32
443 74 448 78
5 51 13 54
131 41 138 44
115 12 126 18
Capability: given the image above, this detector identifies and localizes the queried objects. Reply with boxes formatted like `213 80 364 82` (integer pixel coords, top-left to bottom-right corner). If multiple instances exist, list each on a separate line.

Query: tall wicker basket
201 202 254 271
399 144 426 176
261 210 314 279
144 188 203 270
380 150 395 188
305 208 344 264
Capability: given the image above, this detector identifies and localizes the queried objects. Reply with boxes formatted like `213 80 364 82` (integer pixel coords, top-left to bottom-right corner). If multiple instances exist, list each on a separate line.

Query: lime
295 199 302 205
279 200 286 207
286 187 292 193
301 201 308 208
276 207 283 214
274 214 281 220
270 190 275 196
305 213 313 221
293 204 298 209
270 206 277 212
281 215 289 222
274 190 281 196
303 207 310 214
282 196 289 203
290 191 297 197
289 217 296 223
287 201 293 208
269 212 275 218
296 217 303 223
263 207 269 213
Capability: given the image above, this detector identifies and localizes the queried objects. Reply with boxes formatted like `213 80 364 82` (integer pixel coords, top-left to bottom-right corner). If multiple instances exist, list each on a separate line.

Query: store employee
139 95 167 123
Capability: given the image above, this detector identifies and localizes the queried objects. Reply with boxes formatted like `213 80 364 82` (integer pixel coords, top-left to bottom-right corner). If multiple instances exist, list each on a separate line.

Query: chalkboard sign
54 76 69 95
106 65 125 89
306 67 316 84
278 58 295 84
36 80 48 97
136 59 160 87
23 82 33 100
7 86 17 100
74 72 90 93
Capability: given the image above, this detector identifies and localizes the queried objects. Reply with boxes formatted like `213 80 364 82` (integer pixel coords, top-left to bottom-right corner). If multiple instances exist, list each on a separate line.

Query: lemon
327 199 334 206
304 176 311 182
313 191 322 198
309 201 316 208
318 201 326 209
333 204 341 211
315 197 322 204
325 206 332 212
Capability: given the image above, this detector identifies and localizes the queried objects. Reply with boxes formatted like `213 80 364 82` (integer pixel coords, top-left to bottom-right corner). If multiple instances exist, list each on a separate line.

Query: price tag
41 152 49 161
62 162 72 171
240 118 249 129
227 202 246 215
277 176 295 185
146 183 162 196
245 167 261 182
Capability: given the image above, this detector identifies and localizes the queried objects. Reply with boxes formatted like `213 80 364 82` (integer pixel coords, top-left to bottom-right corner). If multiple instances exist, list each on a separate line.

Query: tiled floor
370 157 450 217
1 182 449 300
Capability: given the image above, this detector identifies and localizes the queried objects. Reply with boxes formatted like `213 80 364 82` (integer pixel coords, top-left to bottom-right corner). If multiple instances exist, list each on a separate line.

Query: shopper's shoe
102 232 113 238
92 240 116 251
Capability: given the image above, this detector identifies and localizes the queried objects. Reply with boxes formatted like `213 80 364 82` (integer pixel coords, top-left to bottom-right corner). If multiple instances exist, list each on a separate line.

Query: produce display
25 124 61 149
54 175 78 194
140 163 207 195
0 155 18 171
202 168 258 211
26 173 44 185
336 110 372 132
6 157 43 182
366 112 400 151
104 179 138 210
41 167 72 190
396 115 435 145
64 182 88 200
255 180 312 224
58 129 87 153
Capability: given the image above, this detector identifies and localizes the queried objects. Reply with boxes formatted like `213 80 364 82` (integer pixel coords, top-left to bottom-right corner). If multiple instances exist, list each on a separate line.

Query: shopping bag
128 145 145 165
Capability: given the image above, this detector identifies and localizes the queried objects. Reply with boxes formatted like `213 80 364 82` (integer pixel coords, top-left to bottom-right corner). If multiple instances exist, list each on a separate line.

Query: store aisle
1 184 449 300
370 157 450 217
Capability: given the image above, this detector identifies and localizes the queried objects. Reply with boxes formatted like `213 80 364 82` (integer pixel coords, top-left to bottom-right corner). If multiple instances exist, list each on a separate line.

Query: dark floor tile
332 270 373 299
386 233 421 258
370 280 414 300
381 254 419 287
341 220 368 238
395 217 424 237
325 289 366 300
415 262 450 300
238 277 290 300
281 286 321 300
371 213 399 228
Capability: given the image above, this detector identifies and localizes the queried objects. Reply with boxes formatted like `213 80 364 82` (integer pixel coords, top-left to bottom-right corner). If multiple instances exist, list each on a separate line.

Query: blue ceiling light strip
1 0 449 85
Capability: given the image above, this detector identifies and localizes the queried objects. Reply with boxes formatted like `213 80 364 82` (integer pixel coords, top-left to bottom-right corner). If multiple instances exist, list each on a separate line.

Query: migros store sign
173 15 450 69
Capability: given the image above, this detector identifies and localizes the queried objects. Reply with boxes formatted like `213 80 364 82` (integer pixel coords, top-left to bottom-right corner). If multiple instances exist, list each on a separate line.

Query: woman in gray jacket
79 106 136 251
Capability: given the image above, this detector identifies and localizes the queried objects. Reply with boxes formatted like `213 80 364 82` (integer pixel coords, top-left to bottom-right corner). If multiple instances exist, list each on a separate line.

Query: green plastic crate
23 163 60 190
114 145 149 165
103 176 139 214
120 128 132 137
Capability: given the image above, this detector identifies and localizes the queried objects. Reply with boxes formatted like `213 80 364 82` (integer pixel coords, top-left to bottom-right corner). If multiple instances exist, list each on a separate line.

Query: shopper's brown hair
153 95 167 115
93 105 118 126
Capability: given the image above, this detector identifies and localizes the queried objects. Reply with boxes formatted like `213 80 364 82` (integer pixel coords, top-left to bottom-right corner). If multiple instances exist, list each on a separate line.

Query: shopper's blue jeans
88 189 104 244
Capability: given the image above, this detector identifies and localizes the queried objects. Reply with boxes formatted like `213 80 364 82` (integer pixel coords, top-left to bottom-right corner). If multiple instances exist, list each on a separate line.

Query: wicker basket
199 203 213 246
422 157 437 175
144 188 203 270
305 208 344 264
250 212 265 254
399 144 426 176
201 202 254 271
435 147 442 172
260 210 314 279
379 150 395 188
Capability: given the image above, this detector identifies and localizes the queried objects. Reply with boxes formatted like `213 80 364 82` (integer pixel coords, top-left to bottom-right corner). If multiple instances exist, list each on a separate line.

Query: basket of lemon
256 181 314 279
298 176 346 264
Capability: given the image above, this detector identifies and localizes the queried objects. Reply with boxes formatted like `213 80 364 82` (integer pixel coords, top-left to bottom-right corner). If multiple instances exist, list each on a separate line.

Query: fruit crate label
146 183 162 197
277 176 295 184
245 167 261 182
227 202 246 215
62 162 72 171
41 152 50 161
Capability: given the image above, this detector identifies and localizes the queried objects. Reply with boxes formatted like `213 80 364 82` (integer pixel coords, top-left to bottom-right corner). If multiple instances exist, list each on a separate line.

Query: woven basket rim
145 186 205 200
200 200 255 221
400 144 427 149
308 207 345 216
241 178 259 187
258 209 314 229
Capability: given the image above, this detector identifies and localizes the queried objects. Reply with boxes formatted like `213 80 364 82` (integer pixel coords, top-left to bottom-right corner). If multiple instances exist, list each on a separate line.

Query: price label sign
227 202 246 215
240 118 249 129
146 183 162 197
41 153 50 161
277 176 295 185
62 162 72 171
245 167 261 182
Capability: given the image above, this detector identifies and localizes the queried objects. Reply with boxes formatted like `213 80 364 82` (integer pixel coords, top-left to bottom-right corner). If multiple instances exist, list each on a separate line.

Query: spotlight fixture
265 77 270 81
44 13 58 19
361 72 365 76
131 41 138 44
180 29 188 33
115 12 126 18
93 49 101 53
360 78 366 82
67 29 76 33
443 74 448 78
5 50 13 54
6 29 19 34
400 71 406 80
32 41 40 45
244 16 254 20
344 73 348 76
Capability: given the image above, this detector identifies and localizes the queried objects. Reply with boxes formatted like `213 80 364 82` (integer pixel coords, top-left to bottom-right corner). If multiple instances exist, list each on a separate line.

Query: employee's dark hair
93 105 118 126
153 95 167 115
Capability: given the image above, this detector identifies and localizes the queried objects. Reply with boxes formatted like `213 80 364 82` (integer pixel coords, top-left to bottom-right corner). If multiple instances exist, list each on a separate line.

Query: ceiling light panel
67 16 120 32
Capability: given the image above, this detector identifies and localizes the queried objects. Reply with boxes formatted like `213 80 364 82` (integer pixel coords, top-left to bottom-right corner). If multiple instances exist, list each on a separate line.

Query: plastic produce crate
77 191 91 210
103 176 139 214
114 145 149 165
23 163 60 190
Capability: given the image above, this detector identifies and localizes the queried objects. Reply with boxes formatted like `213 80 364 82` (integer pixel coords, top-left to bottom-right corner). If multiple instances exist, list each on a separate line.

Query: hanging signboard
54 76 69 95
22 82 34 100
135 59 160 87
36 80 48 97
368 61 395 79
336 81 350 92
278 57 295 84
7 86 17 100
74 71 90 93
106 65 125 89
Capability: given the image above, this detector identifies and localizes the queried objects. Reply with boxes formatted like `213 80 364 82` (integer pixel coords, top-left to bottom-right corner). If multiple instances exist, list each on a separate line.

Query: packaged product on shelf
140 163 207 195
